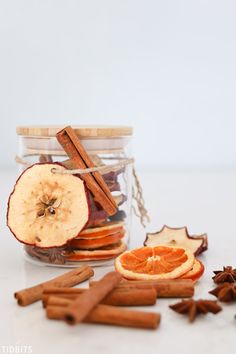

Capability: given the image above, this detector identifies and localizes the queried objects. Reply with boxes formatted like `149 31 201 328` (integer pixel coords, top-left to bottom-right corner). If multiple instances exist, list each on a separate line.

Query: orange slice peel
179 258 205 282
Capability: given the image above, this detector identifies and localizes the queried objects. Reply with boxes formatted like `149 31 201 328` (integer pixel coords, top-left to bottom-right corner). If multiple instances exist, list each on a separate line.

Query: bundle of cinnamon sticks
14 266 194 330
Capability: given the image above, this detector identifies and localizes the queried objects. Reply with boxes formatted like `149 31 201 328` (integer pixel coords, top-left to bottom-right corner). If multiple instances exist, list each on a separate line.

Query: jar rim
16 125 133 138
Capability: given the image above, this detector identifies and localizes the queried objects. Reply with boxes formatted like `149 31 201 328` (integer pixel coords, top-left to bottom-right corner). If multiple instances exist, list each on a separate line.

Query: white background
1 0 236 169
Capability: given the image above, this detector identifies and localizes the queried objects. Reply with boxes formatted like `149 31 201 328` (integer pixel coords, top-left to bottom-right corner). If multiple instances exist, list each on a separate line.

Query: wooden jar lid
16 126 133 138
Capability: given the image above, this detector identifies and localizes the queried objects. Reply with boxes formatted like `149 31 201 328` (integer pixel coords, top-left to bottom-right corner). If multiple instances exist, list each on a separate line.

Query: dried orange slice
115 245 194 280
64 241 127 261
70 231 125 249
77 222 124 239
179 258 204 282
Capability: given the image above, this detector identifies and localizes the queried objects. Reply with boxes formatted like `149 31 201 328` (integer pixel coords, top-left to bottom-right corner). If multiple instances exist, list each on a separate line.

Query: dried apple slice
144 225 208 256
7 163 89 248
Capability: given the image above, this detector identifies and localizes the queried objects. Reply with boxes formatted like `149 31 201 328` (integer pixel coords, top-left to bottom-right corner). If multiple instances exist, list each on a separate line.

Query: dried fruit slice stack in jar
7 126 130 265
64 187 127 262
66 221 126 261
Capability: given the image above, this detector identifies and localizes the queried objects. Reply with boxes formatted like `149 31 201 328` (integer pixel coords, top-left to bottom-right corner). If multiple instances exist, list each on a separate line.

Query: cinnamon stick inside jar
42 287 157 307
89 278 194 298
14 266 94 306
56 126 117 216
64 271 122 325
46 304 161 329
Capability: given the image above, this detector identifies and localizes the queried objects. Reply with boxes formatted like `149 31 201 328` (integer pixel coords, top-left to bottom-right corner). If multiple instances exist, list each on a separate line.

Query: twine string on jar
15 155 150 227
51 158 134 175
132 167 150 227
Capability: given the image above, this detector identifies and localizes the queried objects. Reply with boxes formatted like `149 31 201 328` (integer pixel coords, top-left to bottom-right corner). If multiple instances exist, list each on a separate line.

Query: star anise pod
25 245 66 265
209 282 236 302
48 248 66 265
212 266 236 284
169 299 222 323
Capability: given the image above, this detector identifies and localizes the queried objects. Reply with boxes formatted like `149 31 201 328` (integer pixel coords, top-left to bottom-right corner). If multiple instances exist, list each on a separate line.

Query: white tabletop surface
1 168 235 354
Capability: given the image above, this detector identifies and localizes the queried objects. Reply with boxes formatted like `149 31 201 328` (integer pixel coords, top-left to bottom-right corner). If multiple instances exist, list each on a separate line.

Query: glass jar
16 125 133 267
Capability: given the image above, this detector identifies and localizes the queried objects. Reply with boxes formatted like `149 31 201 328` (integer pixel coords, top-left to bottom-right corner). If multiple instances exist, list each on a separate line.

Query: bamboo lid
16 125 133 138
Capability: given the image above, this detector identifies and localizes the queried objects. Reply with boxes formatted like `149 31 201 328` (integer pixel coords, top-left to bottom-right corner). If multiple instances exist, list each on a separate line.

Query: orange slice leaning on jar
115 245 194 280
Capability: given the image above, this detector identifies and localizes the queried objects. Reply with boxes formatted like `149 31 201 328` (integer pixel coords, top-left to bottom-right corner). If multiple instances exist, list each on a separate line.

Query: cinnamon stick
89 278 194 298
103 287 157 306
46 304 160 329
64 271 122 325
44 287 86 296
56 126 117 216
14 266 94 306
43 287 157 307
47 296 73 307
